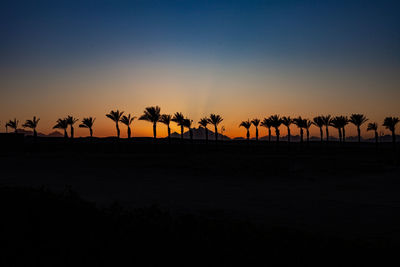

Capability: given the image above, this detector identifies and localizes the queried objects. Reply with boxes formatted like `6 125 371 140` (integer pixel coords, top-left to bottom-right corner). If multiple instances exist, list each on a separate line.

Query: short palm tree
53 118 69 138
281 116 292 143
350 114 368 143
198 117 209 143
183 118 194 142
293 117 305 143
313 116 324 142
159 114 172 143
172 112 185 140
207 114 223 142
330 117 342 143
139 106 161 139
251 119 260 141
239 120 252 141
5 122 8 133
79 117 95 138
383 117 399 145
106 110 124 138
367 122 378 144
120 114 136 139
321 115 332 143
66 116 79 139
305 119 312 144
269 115 282 144
6 119 19 133
260 118 272 143
23 116 40 138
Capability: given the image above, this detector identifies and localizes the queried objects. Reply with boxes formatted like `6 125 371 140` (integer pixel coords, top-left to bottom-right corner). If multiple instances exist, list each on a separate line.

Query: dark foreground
1 137 399 266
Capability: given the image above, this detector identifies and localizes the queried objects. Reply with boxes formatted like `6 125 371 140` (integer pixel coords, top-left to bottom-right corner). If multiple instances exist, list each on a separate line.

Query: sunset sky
1 0 399 138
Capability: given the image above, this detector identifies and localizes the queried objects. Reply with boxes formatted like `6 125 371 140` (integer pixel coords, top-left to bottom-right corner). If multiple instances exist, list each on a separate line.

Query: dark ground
1 137 399 266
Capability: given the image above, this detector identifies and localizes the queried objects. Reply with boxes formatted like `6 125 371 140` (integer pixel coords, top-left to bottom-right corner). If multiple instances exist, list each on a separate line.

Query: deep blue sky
1 0 399 137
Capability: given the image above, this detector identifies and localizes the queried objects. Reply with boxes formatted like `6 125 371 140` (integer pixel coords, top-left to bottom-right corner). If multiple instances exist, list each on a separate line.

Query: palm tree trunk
189 128 193 143
33 129 37 139
116 123 120 139
337 128 342 143
64 129 68 139
306 129 310 144
357 126 361 143
268 128 271 143
319 127 323 142
255 127 258 141
275 128 280 144
392 130 396 145
374 131 378 144
287 127 290 143
325 126 329 143
70 126 74 139
246 129 250 142
300 128 304 143
342 127 346 143
214 126 218 141
168 126 171 144
90 128 93 138
180 125 184 140
205 128 208 144
127 127 131 139
153 123 157 139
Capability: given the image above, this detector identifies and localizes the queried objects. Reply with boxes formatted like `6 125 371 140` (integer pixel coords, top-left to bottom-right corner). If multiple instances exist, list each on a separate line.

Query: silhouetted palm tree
139 106 161 139
66 116 79 139
336 116 349 142
79 117 95 138
260 118 272 143
305 119 312 144
121 114 136 139
269 115 282 144
312 116 324 142
183 118 194 143
239 120 251 142
23 116 40 138
383 117 399 145
330 117 342 143
281 116 292 143
367 122 378 144
5 123 8 133
6 119 19 133
106 110 124 138
251 119 260 141
293 117 305 143
172 112 185 140
350 114 368 143
53 118 69 138
207 114 223 142
159 114 172 143
198 117 209 143
321 115 332 143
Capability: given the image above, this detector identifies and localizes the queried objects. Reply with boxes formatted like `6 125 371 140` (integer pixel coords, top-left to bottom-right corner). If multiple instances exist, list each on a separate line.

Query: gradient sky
1 0 399 138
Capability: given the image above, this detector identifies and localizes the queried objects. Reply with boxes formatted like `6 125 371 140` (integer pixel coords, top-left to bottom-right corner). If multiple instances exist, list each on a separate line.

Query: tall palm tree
198 117 209 144
367 122 378 144
172 112 185 140
269 115 282 144
79 117 95 138
350 114 368 143
305 119 312 144
23 116 40 138
207 114 223 142
336 116 349 142
293 117 305 143
313 116 324 142
6 119 19 133
281 116 292 143
120 114 136 139
260 118 272 143
183 118 194 143
239 120 252 142
53 118 69 138
139 106 161 139
383 117 399 145
251 119 260 141
159 114 172 143
321 115 332 143
66 116 79 139
330 117 342 143
106 110 124 138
